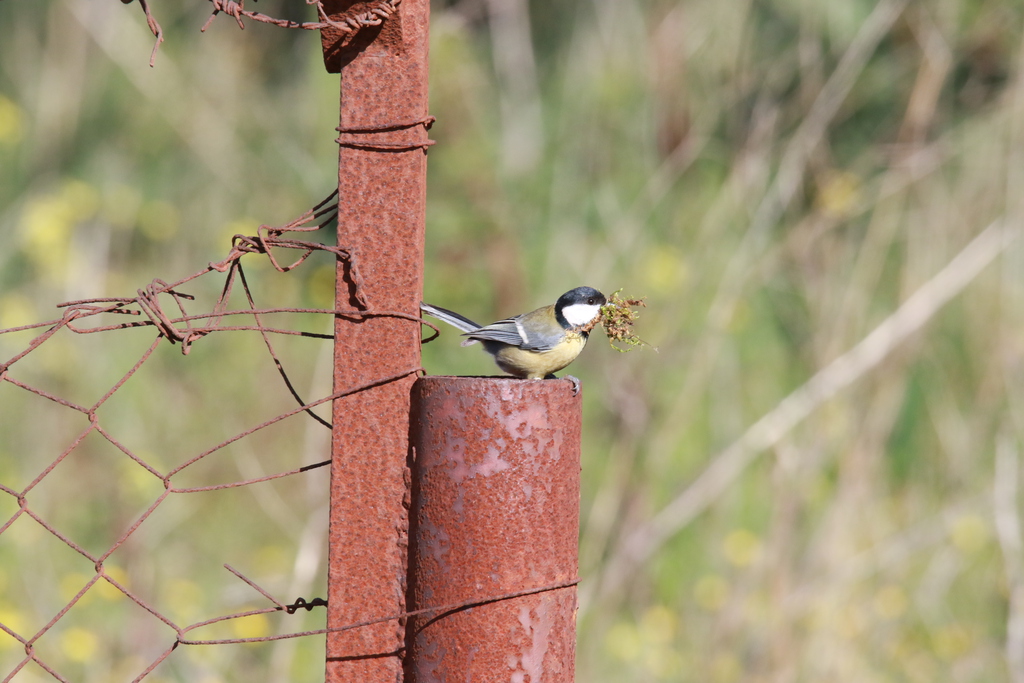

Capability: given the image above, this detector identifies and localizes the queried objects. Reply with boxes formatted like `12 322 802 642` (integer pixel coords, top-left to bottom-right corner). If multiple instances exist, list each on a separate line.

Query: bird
420 287 607 386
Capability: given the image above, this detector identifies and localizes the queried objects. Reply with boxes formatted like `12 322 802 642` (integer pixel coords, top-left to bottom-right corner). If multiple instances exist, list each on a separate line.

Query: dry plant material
584 290 652 352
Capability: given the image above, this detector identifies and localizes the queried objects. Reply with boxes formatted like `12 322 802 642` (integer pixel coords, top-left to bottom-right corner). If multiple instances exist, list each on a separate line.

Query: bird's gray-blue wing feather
462 318 526 346
465 315 564 352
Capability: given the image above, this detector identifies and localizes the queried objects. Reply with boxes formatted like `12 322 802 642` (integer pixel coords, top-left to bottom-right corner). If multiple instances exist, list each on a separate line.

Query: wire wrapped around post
320 0 430 681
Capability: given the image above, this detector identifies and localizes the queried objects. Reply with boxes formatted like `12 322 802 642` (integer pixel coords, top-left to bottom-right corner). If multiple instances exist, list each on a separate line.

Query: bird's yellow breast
491 331 588 379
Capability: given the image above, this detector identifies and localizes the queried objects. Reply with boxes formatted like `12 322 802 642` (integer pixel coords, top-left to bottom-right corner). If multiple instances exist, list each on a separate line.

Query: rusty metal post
320 1 430 681
407 376 581 682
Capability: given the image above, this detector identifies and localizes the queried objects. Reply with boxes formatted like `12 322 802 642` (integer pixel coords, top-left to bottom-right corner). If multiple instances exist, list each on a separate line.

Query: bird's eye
587 298 595 304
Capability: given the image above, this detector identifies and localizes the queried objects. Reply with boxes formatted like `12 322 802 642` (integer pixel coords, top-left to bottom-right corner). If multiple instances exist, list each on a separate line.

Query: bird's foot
543 373 580 395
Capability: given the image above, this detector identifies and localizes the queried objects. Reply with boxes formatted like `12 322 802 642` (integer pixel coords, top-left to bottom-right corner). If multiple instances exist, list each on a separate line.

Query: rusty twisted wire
121 0 403 66
0 189 443 681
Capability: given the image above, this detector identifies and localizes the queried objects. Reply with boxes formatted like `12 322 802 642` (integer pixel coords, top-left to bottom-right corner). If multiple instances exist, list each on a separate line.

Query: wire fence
0 190 576 681
1 5 413 678
0 192 434 682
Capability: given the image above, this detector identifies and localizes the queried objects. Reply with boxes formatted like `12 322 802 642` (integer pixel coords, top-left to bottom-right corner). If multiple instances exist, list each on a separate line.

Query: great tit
420 286 607 381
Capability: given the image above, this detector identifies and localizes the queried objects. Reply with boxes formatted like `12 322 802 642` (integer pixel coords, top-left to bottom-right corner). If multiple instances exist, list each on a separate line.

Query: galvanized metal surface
407 376 581 683
323 1 430 680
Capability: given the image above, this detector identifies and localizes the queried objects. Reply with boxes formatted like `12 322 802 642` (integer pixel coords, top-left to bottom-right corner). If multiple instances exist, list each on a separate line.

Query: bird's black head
555 286 607 328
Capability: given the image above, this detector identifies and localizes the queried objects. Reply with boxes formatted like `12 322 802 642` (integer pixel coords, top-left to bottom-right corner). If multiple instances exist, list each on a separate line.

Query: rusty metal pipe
406 376 581 682
321 1 430 681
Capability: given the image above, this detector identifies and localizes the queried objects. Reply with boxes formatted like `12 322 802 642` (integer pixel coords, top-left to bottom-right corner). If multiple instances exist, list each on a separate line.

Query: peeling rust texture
324 0 429 680
407 376 581 683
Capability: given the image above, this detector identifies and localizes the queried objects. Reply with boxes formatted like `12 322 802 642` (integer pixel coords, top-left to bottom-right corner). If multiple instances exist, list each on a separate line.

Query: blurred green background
2 0 1024 681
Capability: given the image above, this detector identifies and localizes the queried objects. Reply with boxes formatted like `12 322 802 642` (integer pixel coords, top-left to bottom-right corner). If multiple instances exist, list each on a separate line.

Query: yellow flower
604 620 641 662
231 612 271 642
61 627 98 663
722 528 761 567
96 566 129 601
947 514 989 555
694 574 729 611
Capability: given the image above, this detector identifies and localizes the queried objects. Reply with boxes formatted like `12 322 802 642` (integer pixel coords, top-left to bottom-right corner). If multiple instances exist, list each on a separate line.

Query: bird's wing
462 318 529 346
514 323 566 352
466 313 565 352
420 302 481 334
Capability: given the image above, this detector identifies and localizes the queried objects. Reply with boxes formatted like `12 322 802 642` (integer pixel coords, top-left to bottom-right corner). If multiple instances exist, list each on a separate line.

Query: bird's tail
420 302 481 334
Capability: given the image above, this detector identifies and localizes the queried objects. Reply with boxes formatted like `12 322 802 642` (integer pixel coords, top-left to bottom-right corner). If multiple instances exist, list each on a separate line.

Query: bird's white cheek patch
562 303 601 326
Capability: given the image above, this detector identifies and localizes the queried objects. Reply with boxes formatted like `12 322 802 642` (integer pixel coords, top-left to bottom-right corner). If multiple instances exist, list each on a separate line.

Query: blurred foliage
2 0 1024 681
